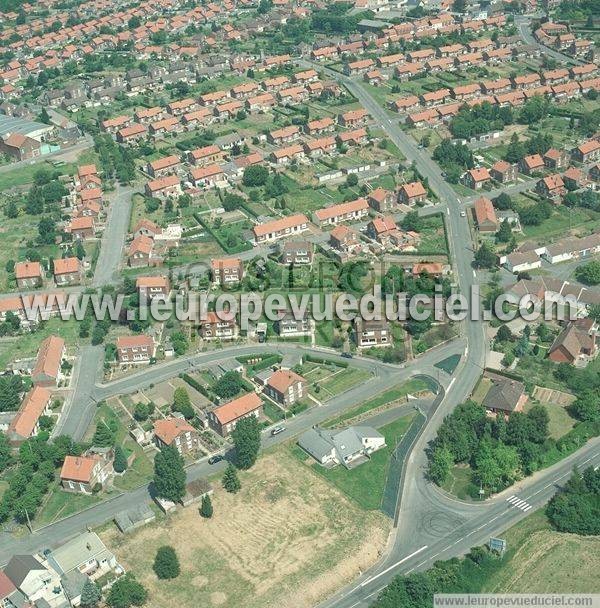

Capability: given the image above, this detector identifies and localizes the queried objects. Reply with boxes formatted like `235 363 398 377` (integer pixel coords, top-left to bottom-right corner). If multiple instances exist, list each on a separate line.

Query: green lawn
521 207 600 241
35 483 101 527
91 403 154 492
482 510 600 593
263 400 286 422
315 368 372 399
441 464 479 501
524 400 576 440
326 379 429 427
0 317 81 369
297 414 415 510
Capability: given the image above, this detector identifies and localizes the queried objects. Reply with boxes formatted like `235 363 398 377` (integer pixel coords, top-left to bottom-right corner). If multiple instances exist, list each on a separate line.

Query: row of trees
427 400 551 494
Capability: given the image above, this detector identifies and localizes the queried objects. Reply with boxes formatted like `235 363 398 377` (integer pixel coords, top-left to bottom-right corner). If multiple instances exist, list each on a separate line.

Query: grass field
102 450 390 608
0 317 81 369
326 379 430 427
36 482 101 527
483 511 600 593
523 400 576 440
294 414 415 511
441 464 478 501
313 367 372 399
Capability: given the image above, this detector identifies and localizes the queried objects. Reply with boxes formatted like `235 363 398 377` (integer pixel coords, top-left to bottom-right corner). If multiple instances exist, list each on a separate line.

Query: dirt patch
533 386 576 407
101 450 390 608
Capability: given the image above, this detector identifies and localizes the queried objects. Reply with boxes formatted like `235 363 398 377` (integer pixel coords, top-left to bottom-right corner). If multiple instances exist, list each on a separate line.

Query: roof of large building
0 114 52 139
154 417 195 445
60 455 99 483
212 392 262 425
32 335 64 383
8 386 51 440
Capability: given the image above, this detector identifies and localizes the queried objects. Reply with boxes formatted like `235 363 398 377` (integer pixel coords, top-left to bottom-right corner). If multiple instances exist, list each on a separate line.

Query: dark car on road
208 454 224 465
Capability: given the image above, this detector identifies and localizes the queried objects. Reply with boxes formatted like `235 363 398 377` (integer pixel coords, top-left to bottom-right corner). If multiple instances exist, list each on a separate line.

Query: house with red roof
15 261 43 289
116 335 155 365
7 386 52 444
32 335 65 387
154 417 199 455
264 369 306 407
208 392 262 436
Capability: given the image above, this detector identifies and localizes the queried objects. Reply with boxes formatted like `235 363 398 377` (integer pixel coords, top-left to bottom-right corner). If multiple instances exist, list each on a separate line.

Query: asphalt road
515 15 584 66
92 184 136 287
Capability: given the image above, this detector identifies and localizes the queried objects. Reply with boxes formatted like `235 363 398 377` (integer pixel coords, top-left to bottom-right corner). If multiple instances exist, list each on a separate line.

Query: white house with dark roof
298 426 385 468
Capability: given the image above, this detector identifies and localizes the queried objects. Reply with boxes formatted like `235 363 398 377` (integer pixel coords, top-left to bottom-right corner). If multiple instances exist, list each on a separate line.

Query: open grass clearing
101 449 390 608
483 511 600 593
326 379 430 427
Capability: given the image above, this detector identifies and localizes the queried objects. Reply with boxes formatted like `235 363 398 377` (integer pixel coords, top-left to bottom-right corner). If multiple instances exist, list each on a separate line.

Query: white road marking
359 546 428 587
506 495 532 511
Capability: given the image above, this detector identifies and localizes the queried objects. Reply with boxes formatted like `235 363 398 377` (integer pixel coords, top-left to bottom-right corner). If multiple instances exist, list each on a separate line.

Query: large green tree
153 545 180 579
153 444 186 503
232 415 261 470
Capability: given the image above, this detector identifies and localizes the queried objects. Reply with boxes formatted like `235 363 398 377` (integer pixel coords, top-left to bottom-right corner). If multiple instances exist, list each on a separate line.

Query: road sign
489 537 507 554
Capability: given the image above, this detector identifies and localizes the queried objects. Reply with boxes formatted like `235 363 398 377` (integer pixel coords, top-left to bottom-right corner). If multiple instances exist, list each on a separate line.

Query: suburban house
68 216 95 240
536 174 566 199
314 198 369 226
281 240 314 265
264 369 307 407
298 425 386 468
211 258 244 285
53 257 83 285
330 225 362 257
354 318 391 348
145 175 182 199
3 555 65 607
253 214 309 244
504 250 542 273
0 133 41 160
32 335 65 387
14 261 43 289
273 308 312 337
60 448 114 494
519 153 545 175
46 531 118 581
548 319 597 365
199 311 238 341
542 232 600 264
115 335 156 365
490 160 517 183
154 417 200 455
572 139 600 163
398 181 427 205
136 276 170 300
208 392 263 436
464 167 491 190
127 235 155 267
7 386 52 444
473 196 498 232
480 372 528 419
367 188 395 213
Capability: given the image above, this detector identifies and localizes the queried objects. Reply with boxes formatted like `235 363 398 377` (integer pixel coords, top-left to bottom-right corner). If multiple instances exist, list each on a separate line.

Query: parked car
341 352 353 359
208 454 224 465
271 426 286 436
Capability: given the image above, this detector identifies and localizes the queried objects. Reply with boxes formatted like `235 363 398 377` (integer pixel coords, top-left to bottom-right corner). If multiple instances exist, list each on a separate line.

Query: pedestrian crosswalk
506 495 533 512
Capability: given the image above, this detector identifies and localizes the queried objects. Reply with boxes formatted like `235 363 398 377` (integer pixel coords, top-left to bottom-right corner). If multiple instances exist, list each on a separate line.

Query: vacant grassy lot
523 400 576 440
0 317 81 369
483 511 600 593
441 464 477 501
313 367 372 400
294 414 415 510
36 483 101 527
102 450 390 608
326 379 430 427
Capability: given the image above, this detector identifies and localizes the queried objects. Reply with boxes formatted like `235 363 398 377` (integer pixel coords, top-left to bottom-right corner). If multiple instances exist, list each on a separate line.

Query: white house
298 426 386 468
